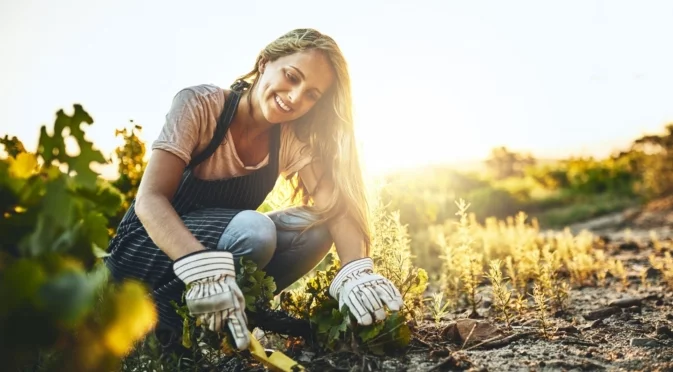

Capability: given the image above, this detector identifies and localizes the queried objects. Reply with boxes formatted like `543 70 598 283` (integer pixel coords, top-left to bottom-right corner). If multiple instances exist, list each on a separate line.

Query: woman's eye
286 72 298 83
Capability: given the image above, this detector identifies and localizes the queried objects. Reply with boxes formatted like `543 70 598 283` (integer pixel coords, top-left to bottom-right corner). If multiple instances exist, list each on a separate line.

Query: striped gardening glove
173 250 250 350
328 257 404 326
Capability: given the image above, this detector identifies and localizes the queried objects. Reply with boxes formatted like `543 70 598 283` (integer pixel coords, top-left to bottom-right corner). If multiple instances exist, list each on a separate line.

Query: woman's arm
134 149 206 261
298 161 366 265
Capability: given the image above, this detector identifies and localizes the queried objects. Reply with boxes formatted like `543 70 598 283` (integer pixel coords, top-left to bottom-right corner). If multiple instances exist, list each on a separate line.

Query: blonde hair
234 28 372 255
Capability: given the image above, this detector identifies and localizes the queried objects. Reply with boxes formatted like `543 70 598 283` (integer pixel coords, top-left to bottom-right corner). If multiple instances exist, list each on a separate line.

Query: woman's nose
288 86 305 104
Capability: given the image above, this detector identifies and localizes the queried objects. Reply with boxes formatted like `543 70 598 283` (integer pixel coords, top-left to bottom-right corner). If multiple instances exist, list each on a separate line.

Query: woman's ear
258 58 268 74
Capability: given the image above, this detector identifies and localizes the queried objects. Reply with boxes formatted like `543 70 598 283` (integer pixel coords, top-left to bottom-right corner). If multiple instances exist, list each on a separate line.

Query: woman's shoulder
177 83 225 95
171 83 227 109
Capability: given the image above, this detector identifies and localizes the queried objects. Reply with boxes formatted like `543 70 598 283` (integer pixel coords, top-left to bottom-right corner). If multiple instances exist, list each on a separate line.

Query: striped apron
105 83 281 331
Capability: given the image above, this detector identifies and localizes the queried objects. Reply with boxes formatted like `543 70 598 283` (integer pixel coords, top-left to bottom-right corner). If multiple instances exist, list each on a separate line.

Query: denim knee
216 210 276 269
292 223 332 255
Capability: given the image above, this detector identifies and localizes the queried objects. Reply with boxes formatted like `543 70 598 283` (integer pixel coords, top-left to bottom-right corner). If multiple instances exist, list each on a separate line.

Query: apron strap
187 84 245 169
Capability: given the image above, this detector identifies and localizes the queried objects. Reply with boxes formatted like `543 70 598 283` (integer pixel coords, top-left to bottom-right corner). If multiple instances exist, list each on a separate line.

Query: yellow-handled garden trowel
247 330 305 371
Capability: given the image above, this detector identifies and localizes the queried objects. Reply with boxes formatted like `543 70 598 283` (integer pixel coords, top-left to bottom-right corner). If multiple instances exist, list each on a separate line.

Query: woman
105 28 403 353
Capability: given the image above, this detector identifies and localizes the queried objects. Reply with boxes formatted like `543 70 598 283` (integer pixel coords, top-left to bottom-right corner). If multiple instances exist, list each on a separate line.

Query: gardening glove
173 250 250 350
328 257 404 326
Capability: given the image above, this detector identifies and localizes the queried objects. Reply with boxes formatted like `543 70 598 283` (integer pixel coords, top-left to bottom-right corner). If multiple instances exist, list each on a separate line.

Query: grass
533 192 642 229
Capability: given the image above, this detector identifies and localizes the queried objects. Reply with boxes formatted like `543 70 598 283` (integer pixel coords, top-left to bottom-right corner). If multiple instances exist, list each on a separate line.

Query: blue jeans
216 206 334 293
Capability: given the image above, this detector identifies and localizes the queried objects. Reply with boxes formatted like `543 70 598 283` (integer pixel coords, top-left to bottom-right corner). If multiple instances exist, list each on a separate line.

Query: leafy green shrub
279 194 428 354
464 186 522 221
0 105 156 371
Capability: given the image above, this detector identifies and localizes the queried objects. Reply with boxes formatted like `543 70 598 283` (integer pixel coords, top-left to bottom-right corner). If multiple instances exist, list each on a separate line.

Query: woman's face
255 49 335 124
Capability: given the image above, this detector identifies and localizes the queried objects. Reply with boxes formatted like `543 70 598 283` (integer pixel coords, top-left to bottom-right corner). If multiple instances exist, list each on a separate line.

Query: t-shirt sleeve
279 123 314 179
151 88 204 165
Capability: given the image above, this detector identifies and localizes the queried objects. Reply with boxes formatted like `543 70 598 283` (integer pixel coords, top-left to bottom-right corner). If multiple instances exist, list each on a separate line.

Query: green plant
278 194 428 355
281 257 414 355
0 105 156 372
426 292 452 324
369 193 428 321
108 122 147 234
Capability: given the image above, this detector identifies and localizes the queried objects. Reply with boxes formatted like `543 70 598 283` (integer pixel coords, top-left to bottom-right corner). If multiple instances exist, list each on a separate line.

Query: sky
1 0 673 178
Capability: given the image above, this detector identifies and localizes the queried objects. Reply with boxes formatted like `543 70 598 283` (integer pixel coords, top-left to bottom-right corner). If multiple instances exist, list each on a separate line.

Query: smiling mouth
275 95 292 112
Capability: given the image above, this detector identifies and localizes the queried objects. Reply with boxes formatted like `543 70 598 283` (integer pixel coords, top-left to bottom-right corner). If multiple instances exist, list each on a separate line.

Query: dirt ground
232 201 673 372
296 255 672 371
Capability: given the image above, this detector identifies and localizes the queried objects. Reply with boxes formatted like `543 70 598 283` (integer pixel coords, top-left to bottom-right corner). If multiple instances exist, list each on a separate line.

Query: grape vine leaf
38 269 94 326
38 105 106 189
74 180 123 217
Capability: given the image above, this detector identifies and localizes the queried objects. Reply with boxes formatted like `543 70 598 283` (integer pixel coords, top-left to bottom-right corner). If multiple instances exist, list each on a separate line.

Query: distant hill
376 157 566 178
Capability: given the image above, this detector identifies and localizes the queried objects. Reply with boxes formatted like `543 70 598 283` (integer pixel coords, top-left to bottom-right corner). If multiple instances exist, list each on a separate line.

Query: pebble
646 267 661 279
590 319 605 329
557 325 580 334
630 338 663 347
625 306 642 314
381 360 400 370
656 325 673 339
617 312 633 322
584 306 622 320
297 351 315 363
619 242 640 250
609 297 642 308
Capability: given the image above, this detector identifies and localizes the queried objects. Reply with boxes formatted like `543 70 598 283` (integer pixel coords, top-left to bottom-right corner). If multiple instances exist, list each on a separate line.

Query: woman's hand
173 250 250 350
328 257 404 326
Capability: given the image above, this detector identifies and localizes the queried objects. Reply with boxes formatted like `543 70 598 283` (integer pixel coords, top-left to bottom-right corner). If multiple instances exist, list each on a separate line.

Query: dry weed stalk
369 192 428 318
664 252 673 289
513 293 528 317
485 259 513 328
650 252 673 289
650 231 663 253
640 267 649 289
531 283 553 339
439 199 483 314
461 253 484 317
541 246 570 312
593 250 609 287
610 259 629 291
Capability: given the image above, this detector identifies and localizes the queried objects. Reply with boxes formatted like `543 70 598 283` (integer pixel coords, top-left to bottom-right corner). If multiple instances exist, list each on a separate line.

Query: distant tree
0 135 27 158
108 121 147 234
630 123 673 197
485 146 536 180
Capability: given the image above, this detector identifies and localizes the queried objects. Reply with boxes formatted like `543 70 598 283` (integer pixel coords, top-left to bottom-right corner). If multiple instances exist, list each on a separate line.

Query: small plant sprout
426 292 452 324
485 259 514 328
531 283 554 339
